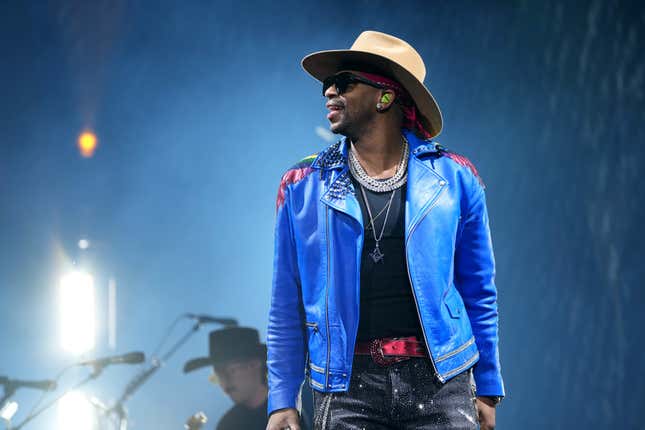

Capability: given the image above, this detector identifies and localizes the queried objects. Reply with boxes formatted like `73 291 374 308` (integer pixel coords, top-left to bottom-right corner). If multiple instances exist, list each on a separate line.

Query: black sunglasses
322 72 385 96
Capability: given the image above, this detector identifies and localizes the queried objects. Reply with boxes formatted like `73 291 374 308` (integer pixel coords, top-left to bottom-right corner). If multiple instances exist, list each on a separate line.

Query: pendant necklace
364 198 390 231
360 184 396 263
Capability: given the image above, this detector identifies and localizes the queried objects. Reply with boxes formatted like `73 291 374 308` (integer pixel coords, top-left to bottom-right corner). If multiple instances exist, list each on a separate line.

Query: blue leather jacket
267 129 504 414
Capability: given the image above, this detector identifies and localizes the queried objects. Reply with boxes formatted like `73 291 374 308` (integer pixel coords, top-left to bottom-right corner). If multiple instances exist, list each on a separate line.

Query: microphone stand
109 321 203 430
12 368 104 430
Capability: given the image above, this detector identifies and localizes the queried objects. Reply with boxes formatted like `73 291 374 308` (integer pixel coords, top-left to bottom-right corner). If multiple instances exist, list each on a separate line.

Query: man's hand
475 397 496 430
266 408 301 430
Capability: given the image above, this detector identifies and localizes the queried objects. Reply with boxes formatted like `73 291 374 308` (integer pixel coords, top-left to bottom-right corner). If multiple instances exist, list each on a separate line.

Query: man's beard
329 109 366 138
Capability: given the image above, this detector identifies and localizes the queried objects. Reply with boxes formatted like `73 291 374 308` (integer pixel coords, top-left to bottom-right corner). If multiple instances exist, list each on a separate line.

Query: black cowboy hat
183 327 267 373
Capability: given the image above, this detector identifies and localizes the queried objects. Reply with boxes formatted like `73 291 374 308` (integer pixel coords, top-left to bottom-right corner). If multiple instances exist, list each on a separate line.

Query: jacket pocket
444 287 464 319
306 322 325 370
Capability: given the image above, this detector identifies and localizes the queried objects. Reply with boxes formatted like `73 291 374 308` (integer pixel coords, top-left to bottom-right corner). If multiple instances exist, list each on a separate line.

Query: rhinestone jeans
312 355 478 429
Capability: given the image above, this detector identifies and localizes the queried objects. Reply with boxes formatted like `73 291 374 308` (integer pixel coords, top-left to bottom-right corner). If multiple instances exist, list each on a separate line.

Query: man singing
266 31 504 430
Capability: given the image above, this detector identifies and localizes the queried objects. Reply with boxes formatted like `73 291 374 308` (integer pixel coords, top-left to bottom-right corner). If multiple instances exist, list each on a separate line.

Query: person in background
184 327 268 430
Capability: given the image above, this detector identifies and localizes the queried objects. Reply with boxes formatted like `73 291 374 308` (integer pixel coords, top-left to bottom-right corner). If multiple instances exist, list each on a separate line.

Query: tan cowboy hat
302 30 443 138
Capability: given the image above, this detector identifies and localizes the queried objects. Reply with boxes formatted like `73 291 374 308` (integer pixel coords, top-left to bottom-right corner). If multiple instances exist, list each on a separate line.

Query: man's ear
379 90 396 108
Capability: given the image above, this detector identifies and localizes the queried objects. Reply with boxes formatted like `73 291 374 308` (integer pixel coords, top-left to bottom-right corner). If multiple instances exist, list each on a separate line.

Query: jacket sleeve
267 182 307 415
454 177 505 398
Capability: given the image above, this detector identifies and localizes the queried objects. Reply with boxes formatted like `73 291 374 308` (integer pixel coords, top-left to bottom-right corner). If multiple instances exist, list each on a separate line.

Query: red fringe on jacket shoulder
276 167 313 211
443 150 485 189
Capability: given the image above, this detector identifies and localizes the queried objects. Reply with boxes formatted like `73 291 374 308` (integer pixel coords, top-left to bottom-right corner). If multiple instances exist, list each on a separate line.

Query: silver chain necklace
364 197 390 231
360 184 397 263
348 135 409 192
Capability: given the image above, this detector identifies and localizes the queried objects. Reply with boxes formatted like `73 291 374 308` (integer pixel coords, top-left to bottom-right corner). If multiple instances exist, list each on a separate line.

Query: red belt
354 336 428 366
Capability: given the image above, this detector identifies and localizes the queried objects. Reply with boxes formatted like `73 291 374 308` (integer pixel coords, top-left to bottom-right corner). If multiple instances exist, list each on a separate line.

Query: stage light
78 238 90 249
57 391 96 430
0 401 18 422
59 271 96 355
78 131 98 158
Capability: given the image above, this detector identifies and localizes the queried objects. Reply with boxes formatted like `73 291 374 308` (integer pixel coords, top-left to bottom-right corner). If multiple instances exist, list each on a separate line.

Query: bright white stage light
57 391 96 430
59 271 96 354
0 401 18 421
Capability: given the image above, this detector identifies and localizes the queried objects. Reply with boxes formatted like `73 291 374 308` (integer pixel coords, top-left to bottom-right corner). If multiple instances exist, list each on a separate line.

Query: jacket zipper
442 350 480 379
405 184 447 383
435 336 475 363
324 206 331 389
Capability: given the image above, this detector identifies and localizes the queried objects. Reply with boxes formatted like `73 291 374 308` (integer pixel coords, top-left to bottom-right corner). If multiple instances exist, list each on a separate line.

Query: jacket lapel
404 130 448 235
314 131 448 230
314 139 363 226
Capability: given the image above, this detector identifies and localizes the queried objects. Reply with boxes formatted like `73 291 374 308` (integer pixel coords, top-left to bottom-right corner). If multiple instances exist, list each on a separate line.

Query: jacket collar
311 139 348 171
311 129 441 172
316 129 447 232
403 128 443 157
313 137 356 223
405 130 448 232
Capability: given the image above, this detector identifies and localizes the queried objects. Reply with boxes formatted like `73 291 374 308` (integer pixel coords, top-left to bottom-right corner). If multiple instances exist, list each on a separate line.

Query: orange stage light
78 131 98 157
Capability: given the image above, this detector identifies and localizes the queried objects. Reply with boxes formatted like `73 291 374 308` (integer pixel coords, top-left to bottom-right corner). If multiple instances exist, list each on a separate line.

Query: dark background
1 1 644 428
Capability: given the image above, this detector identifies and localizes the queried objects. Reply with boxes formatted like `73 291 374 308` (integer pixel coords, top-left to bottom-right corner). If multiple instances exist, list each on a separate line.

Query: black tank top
350 175 424 341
